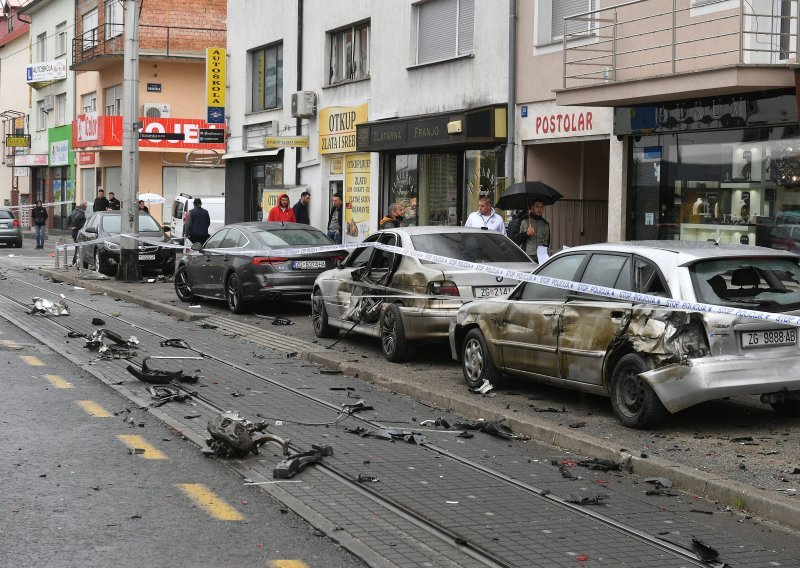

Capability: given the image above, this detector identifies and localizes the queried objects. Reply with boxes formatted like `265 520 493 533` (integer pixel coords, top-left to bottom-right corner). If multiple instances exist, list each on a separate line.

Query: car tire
15 239 22 248
771 400 800 417
95 249 112 276
380 304 409 362
174 265 195 303
311 288 338 338
610 353 668 429
225 272 249 314
461 328 499 389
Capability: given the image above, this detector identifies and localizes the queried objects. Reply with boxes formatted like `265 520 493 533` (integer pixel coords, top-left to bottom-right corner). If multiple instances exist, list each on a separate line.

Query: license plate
0 223 8 228
741 329 797 349
292 260 326 269
473 285 515 298
139 254 156 260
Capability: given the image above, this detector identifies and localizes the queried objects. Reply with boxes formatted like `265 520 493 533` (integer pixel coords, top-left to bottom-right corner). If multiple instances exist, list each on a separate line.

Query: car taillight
252 257 289 266
183 211 188 223
427 280 460 296
12 219 20 228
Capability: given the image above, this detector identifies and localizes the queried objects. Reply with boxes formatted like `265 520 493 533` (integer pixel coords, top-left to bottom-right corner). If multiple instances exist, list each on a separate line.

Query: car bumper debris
273 444 333 479
29 295 69 316
205 412 290 458
126 355 204 384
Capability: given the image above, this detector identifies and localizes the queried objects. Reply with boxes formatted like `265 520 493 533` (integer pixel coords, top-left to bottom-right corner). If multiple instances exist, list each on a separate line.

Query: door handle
610 310 625 319
542 309 557 317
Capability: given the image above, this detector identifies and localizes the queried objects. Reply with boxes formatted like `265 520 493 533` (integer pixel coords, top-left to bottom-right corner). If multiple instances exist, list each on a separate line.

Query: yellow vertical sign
206 47 226 123
344 153 371 243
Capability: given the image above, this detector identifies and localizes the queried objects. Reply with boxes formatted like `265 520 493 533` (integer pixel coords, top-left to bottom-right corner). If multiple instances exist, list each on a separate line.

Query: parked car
449 241 800 428
769 224 800 253
311 226 536 362
0 209 23 247
174 221 345 314
77 211 175 276
170 193 225 238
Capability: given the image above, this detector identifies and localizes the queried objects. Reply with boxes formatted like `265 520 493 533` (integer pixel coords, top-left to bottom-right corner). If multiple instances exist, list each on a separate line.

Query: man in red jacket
267 193 296 222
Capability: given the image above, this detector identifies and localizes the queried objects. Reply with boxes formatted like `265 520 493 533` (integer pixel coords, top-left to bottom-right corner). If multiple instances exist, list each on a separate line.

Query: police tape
52 233 800 327
4 199 75 211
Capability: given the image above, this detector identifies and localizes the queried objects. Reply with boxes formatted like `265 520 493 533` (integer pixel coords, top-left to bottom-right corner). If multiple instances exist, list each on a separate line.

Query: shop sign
330 157 343 175
5 135 30 148
261 190 286 215
49 140 69 166
319 102 368 154
408 116 453 146
13 167 28 177
147 83 162 93
263 136 309 148
206 47 226 124
14 154 48 167
26 60 67 84
78 152 95 165
344 153 371 243
72 115 226 150
519 101 612 141
76 112 99 142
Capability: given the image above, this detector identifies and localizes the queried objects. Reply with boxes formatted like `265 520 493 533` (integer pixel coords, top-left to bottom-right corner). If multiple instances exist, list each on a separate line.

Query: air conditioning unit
43 95 55 111
291 91 316 118
143 103 171 118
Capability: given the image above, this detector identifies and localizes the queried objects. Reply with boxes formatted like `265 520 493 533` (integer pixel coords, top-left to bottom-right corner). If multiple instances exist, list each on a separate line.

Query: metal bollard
55 238 62 269
62 238 68 271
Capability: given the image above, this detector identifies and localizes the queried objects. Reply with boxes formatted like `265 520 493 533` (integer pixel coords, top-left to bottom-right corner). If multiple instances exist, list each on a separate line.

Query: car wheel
311 288 338 338
174 265 195 302
610 353 668 429
225 273 249 314
380 304 408 362
771 400 800 417
95 249 112 276
15 239 22 248
461 328 499 389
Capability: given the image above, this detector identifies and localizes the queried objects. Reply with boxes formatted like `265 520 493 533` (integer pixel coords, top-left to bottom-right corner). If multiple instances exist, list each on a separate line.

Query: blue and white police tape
3 199 76 211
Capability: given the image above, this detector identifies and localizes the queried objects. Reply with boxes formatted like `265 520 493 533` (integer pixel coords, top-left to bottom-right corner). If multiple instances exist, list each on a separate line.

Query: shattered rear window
411 233 531 264
691 257 800 312
252 228 332 248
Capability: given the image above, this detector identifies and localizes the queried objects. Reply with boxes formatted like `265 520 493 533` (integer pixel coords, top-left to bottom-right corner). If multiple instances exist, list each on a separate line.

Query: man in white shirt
464 196 506 235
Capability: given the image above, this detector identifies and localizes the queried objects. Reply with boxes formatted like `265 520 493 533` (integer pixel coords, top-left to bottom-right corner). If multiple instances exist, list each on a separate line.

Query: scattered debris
558 464 577 480
29 295 69 316
658 533 721 564
231 391 245 397
578 458 622 472
454 419 530 441
569 422 586 429
147 385 191 407
160 338 190 349
67 331 87 338
468 380 494 394
205 412 290 458
319 369 342 375
97 344 137 360
92 317 106 325
357 474 380 483
529 405 567 413
643 476 673 488
126 356 204 384
273 445 333 479
566 490 608 505
730 436 755 444
199 323 218 330
690 509 714 515
341 400 374 415
419 418 451 429
272 317 294 326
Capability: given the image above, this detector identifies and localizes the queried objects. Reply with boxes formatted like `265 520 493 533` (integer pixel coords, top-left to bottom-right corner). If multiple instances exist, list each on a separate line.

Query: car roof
229 221 323 231
383 226 508 236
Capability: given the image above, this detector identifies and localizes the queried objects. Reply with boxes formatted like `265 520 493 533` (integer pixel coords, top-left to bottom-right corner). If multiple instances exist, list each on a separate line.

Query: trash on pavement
199 323 217 330
658 532 722 564
419 418 452 428
67 330 87 338
341 399 374 415
566 489 608 505
92 317 106 325
205 412 290 458
577 458 622 472
126 356 204 384
147 385 191 407
357 474 380 483
529 405 567 413
98 344 137 360
161 338 191 349
273 444 333 479
84 329 139 352
272 317 294 325
643 476 673 488
454 419 530 441
29 295 69 316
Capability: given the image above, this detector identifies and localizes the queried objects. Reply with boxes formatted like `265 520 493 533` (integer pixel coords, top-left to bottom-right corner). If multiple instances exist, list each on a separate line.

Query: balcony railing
72 23 226 68
563 0 799 89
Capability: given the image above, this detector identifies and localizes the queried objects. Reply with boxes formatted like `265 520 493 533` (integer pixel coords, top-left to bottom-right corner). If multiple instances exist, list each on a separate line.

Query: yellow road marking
44 374 72 389
20 355 44 366
271 561 309 568
177 483 245 521
117 434 167 460
76 400 112 417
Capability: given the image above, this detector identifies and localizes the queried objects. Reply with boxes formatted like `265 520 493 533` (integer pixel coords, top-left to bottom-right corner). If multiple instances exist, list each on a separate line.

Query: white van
170 193 225 239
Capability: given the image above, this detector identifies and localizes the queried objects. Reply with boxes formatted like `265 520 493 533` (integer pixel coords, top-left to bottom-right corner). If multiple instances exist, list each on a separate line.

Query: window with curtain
251 43 283 112
104 84 122 115
328 22 370 85
549 0 596 41
416 0 474 65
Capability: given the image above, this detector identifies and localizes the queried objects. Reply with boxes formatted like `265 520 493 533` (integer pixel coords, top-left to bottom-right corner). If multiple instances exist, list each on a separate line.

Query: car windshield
252 228 332 249
411 232 531 264
102 214 162 233
692 257 800 312
0 210 13 219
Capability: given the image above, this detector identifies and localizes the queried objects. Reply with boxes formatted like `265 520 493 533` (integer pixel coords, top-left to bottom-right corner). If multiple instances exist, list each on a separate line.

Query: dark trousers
71 230 79 265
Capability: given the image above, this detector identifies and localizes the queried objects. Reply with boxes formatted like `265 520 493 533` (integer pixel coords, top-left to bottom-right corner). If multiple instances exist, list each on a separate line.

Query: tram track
1 273 712 567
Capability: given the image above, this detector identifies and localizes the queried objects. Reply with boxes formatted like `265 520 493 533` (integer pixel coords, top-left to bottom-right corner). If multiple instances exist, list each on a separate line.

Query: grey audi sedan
0 208 23 247
450 241 800 428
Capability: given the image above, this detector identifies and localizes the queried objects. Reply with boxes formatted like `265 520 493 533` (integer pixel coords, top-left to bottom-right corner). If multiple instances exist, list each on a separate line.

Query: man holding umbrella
495 181 562 263
518 200 550 263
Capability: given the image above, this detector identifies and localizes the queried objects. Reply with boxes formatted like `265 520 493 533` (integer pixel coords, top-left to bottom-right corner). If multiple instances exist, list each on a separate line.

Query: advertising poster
344 153 371 243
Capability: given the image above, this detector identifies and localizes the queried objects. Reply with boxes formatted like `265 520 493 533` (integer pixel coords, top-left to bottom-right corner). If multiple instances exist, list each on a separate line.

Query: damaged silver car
449 242 800 428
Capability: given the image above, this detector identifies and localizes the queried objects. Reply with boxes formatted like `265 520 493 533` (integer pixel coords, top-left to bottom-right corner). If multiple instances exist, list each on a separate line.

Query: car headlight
104 241 120 251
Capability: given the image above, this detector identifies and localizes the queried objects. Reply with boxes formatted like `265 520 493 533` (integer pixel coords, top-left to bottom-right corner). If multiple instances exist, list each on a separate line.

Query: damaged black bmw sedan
450 241 800 428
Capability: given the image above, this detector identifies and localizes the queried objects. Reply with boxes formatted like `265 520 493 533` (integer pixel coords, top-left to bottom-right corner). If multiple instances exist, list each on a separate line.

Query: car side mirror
85 226 98 234
191 242 202 251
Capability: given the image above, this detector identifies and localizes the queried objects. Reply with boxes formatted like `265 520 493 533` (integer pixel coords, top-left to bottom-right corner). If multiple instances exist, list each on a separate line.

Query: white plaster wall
0 32 30 205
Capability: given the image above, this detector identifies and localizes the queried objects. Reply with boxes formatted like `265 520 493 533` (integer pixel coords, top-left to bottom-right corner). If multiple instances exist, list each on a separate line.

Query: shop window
465 148 505 216
415 0 474 65
251 43 283 112
105 0 122 39
328 22 370 84
388 153 459 227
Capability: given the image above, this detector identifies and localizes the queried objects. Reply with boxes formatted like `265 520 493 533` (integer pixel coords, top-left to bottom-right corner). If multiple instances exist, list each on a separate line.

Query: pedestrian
137 200 149 213
31 199 48 249
327 192 343 244
403 196 418 226
93 189 109 212
267 193 297 222
464 196 506 235
292 191 311 225
183 197 211 244
107 191 121 210
379 202 405 230
67 201 88 266
518 200 551 263
506 209 529 247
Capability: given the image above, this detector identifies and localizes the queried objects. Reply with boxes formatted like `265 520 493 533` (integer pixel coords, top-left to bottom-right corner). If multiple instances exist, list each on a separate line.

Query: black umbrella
494 181 563 211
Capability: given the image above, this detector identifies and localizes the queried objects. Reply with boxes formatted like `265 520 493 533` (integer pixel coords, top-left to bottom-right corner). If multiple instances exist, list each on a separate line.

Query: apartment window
537 0 596 45
105 0 122 39
36 33 47 62
55 93 67 125
82 92 98 114
416 0 474 65
251 43 283 112
104 84 122 115
36 100 47 131
56 22 68 56
82 8 98 51
328 22 370 85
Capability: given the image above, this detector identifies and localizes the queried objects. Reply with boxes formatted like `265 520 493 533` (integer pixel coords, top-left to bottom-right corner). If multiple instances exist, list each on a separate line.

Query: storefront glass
250 160 283 221
629 125 800 249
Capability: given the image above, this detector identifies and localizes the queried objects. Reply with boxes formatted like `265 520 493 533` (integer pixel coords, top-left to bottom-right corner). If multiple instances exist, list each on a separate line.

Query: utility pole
117 0 141 281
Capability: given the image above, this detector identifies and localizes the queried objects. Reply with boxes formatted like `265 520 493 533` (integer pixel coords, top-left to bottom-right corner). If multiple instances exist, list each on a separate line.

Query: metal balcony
558 0 800 106
71 23 226 71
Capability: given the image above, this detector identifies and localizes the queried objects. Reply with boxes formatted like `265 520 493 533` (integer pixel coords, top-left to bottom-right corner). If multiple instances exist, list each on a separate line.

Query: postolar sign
72 115 226 150
519 101 612 142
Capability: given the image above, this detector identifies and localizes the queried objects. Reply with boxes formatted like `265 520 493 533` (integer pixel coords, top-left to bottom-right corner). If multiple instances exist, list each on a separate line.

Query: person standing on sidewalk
464 196 506 235
379 202 405 230
107 192 121 210
183 197 211 245
93 189 109 212
292 191 311 225
267 193 297 222
68 201 88 266
327 193 343 244
32 200 48 250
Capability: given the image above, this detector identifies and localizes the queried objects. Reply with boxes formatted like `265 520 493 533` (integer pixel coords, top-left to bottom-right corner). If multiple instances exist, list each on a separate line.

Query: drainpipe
295 0 303 187
506 0 516 185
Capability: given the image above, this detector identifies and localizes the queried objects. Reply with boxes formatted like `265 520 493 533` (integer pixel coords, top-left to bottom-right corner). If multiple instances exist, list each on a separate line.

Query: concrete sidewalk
27 262 800 533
